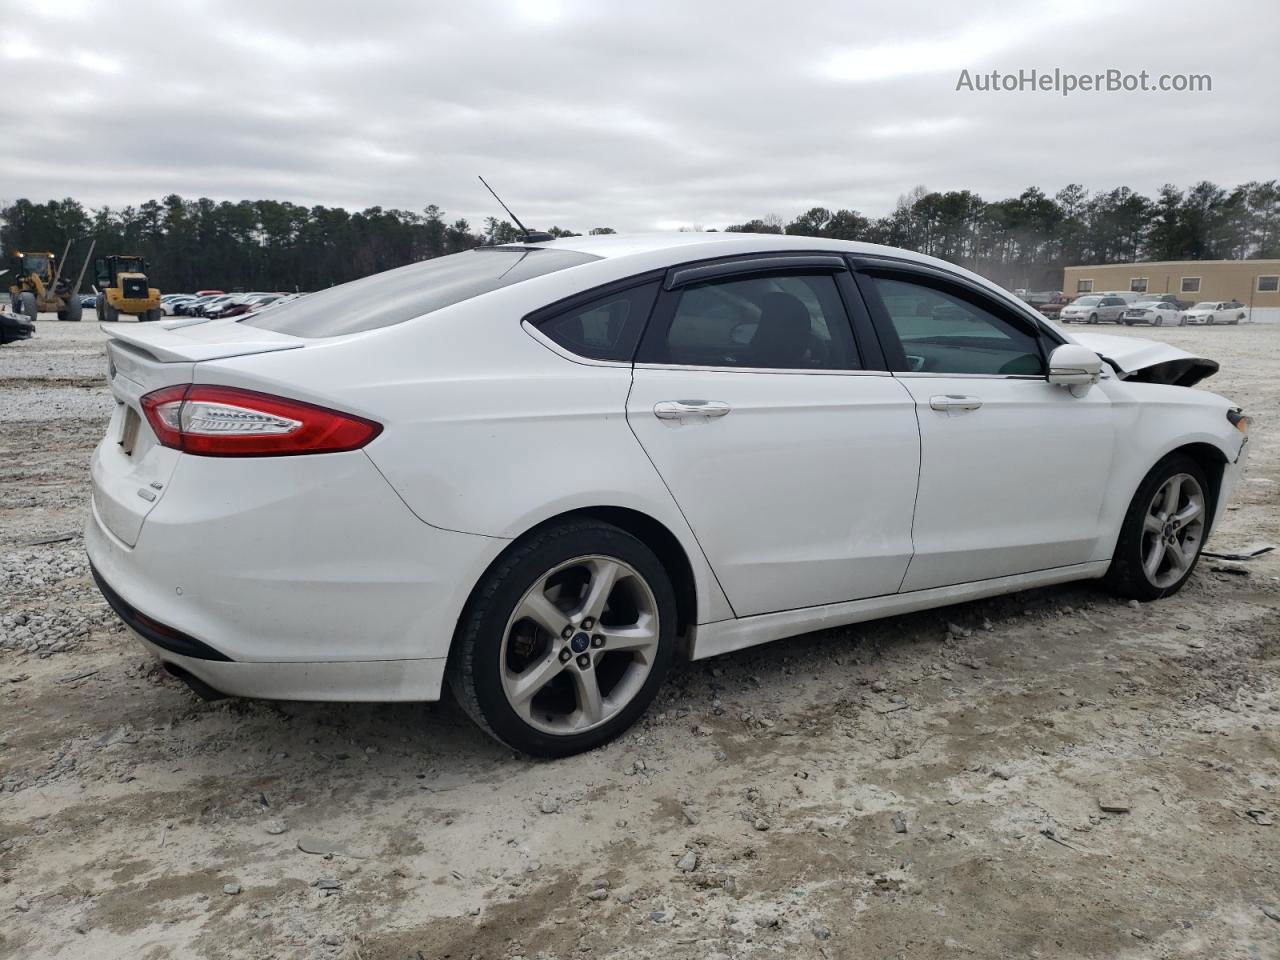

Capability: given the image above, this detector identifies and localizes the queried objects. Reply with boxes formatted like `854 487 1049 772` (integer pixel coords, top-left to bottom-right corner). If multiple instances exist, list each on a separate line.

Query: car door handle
653 400 731 420
929 394 983 414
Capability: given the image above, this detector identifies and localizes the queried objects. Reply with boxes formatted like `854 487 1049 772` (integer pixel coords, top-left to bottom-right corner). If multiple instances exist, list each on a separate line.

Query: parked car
1184 301 1247 325
1122 300 1184 326
1058 294 1128 324
87 233 1248 757
1037 294 1073 319
1131 293 1192 311
174 295 217 316
161 294 197 316
189 294 237 317
1 307 35 344
79 293 98 309
211 293 283 319
1098 291 1145 304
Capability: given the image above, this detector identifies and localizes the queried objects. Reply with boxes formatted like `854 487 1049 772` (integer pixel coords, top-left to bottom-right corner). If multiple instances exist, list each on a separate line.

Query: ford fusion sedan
1122 300 1184 326
1058 294 1128 324
87 233 1249 757
1184 301 1247 325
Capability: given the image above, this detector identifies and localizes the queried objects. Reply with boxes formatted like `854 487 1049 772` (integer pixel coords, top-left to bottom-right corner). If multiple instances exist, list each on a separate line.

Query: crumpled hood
1069 332 1219 387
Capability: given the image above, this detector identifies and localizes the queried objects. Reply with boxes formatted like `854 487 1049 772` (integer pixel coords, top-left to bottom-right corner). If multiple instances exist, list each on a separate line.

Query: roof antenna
478 176 554 243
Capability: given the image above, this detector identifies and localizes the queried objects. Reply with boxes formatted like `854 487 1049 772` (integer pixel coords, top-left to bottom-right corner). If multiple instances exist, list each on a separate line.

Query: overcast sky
2 0 1275 231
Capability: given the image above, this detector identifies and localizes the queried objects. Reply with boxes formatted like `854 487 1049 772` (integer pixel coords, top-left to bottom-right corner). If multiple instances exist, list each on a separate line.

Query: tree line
2 180 1276 293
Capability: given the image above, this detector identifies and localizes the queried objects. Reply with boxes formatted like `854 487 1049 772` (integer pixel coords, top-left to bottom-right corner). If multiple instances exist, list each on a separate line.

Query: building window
1181 277 1201 294
1130 278 1148 293
1258 275 1279 293
1076 278 1093 293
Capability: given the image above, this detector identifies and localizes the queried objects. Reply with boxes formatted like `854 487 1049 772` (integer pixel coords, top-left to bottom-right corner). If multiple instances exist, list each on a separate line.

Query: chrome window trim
520 320 633 369
632 362 890 377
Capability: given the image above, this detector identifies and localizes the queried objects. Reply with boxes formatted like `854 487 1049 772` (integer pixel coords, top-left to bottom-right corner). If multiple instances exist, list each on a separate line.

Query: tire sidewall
456 523 677 758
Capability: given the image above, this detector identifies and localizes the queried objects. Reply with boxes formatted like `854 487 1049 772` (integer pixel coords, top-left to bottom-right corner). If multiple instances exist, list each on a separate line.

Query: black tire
62 299 83 322
1088 313 1099 324
17 292 37 320
102 300 119 322
1104 453 1210 601
143 308 162 322
448 519 677 758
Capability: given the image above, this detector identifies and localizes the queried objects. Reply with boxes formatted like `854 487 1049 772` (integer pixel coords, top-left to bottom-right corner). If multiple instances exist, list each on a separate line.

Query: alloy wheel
500 555 660 735
1141 473 1205 588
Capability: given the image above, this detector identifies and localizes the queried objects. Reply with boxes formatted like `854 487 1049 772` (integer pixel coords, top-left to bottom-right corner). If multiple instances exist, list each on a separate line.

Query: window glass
1258 276 1279 292
1181 277 1201 293
647 272 859 370
1130 279 1147 292
869 275 1045 376
243 247 600 338
1076 279 1093 293
533 282 659 361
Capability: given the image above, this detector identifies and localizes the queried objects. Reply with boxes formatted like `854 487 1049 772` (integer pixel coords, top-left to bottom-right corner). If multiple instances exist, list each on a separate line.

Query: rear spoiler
100 320 302 363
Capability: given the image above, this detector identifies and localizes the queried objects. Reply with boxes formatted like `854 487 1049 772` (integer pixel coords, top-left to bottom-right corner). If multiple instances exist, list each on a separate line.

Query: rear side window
242 247 599 338
867 275 1045 376
639 272 860 370
532 282 659 361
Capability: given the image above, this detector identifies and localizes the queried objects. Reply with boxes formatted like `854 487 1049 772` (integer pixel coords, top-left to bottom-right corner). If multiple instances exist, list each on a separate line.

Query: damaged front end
1068 332 1219 387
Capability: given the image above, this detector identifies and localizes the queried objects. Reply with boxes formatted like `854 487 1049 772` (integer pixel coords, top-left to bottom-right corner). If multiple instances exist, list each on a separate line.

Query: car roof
501 232 1017 301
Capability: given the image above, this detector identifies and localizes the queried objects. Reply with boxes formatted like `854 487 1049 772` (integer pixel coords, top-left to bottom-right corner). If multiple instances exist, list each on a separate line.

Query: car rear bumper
86 448 506 701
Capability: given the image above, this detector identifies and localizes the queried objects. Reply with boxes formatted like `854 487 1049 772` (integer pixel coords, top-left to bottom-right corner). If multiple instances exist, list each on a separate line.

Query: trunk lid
1069 332 1219 387
92 321 304 546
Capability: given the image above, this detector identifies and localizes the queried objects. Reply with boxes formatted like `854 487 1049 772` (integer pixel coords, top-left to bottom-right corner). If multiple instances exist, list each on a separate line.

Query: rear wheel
61 299 83 322
448 520 676 758
1088 313 1099 324
17 292 37 320
143 308 162 322
1104 454 1209 601
102 300 119 322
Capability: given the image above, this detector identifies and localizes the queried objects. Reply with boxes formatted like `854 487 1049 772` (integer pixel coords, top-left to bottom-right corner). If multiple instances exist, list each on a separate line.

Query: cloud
0 0 1274 231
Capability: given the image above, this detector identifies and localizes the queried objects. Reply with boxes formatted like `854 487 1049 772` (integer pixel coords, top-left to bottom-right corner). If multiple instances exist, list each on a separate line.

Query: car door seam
624 367 741 620
891 374 924 594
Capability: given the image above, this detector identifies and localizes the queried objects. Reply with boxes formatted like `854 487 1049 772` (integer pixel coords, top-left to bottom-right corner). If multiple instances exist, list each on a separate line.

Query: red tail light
141 385 381 457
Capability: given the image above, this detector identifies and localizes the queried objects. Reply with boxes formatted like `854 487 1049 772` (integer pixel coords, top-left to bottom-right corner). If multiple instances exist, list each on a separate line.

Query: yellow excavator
5 239 96 321
94 254 162 322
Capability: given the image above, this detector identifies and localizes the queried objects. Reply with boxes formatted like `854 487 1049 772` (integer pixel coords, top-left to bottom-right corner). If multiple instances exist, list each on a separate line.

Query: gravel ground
1 317 1278 960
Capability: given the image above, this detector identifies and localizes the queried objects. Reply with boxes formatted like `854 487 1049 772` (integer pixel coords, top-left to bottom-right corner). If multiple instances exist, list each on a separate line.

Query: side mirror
1048 344 1103 397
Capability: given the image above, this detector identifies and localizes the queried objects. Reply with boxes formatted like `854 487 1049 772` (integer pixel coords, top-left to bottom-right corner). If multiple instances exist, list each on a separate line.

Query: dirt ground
1 317 1278 960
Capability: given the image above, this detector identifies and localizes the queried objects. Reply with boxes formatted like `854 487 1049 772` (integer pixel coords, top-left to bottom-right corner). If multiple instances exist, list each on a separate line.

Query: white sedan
1122 300 1184 326
1184 301 1247 325
87 233 1250 756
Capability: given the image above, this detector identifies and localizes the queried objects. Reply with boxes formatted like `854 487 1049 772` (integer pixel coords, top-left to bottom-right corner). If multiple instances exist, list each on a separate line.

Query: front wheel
1104 454 1210 601
1154 315 1164 326
17 292 37 320
448 520 677 757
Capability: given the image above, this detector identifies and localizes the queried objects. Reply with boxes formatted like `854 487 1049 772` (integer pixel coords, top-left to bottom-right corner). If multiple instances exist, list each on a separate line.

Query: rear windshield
242 247 600 338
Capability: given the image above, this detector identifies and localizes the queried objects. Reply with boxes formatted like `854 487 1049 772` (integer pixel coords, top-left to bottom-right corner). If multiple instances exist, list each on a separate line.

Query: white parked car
1058 295 1129 324
1122 300 1185 326
87 233 1249 756
1183 301 1247 325
161 295 197 316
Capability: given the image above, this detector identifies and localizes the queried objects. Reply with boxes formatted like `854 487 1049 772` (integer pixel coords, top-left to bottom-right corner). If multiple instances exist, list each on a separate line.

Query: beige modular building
1062 259 1280 322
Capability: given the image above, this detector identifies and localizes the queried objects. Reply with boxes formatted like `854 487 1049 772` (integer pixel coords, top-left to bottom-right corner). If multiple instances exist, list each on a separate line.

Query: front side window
1181 277 1201 293
868 275 1045 376
532 282 659 361
244 247 600 338
641 272 859 370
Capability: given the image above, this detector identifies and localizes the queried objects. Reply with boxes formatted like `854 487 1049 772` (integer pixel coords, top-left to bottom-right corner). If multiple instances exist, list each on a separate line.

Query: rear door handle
654 400 731 420
929 394 983 415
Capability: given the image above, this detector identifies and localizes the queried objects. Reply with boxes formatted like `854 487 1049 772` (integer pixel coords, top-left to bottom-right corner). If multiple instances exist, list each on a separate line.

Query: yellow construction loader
94 255 162 322
5 239 96 321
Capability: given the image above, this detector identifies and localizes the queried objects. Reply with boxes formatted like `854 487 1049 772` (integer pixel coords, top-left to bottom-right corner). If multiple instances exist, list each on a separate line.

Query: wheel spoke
1143 512 1163 535
1167 540 1192 573
1143 538 1166 580
517 588 570 638
577 558 621 622
1160 476 1183 515
572 666 604 727
506 654 567 714
599 613 659 658
1173 497 1203 529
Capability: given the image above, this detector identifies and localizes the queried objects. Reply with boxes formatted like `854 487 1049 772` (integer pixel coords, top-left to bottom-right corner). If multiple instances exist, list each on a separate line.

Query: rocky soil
1 319 1278 960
